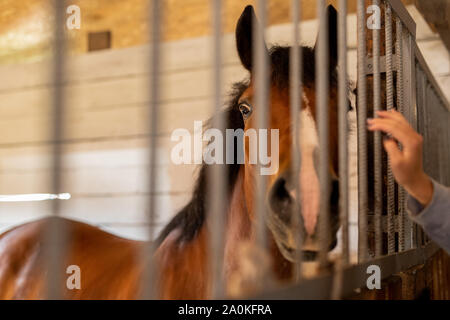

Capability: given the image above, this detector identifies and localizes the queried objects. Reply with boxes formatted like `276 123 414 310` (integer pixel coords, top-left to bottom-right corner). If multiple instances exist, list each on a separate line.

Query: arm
367 110 450 253
406 178 450 253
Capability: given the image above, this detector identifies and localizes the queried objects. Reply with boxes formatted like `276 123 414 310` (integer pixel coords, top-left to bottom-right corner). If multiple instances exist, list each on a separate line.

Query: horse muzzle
266 169 340 262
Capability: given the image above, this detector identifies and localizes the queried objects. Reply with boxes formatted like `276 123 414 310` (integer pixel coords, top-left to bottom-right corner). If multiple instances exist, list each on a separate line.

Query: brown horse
0 5 343 299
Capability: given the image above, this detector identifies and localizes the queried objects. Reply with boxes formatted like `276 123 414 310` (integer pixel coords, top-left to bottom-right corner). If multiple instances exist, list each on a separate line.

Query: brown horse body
0 5 343 299
0 217 144 299
0 169 291 299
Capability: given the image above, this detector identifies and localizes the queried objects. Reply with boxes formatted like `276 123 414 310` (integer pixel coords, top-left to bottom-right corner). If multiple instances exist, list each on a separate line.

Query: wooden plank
0 193 190 226
0 65 245 116
0 164 198 194
0 14 361 92
0 162 198 194
0 99 215 145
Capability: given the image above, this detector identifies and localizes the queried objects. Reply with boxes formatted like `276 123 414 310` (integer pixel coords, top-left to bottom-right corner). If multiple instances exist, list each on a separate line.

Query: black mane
155 81 247 245
155 45 336 245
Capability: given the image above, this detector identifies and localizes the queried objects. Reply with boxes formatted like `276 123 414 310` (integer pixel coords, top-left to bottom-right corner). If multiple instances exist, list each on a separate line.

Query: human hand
367 110 433 206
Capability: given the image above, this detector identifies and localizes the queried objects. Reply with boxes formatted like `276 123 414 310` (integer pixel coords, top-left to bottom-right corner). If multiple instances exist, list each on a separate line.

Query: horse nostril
269 177 293 224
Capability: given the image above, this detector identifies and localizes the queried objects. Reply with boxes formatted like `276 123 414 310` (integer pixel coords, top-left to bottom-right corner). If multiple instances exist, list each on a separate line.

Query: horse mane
155 45 338 246
155 81 247 245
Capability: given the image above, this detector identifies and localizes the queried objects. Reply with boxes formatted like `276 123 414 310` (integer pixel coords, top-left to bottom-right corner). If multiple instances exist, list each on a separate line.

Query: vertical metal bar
250 0 272 292
316 0 330 267
413 63 424 248
395 16 406 252
404 31 416 250
254 0 269 253
417 66 425 247
209 0 226 298
373 0 382 258
357 0 368 263
331 0 348 300
142 0 162 300
289 0 303 280
338 0 349 269
384 2 396 255
45 0 67 300
418 68 427 247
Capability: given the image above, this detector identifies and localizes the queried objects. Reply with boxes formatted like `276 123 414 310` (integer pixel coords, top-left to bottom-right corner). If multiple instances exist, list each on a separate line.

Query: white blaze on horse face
297 95 320 236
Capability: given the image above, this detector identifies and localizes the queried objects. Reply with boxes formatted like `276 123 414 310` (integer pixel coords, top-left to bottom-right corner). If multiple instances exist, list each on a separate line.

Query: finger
368 117 409 132
367 118 393 138
371 114 419 149
375 110 396 118
383 138 402 163
367 117 397 129
376 110 407 126
376 109 402 120
367 119 411 145
376 110 413 130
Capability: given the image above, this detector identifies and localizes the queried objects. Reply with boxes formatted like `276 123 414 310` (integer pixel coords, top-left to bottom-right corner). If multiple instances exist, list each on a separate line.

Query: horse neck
223 167 293 292
155 166 292 299
223 168 253 275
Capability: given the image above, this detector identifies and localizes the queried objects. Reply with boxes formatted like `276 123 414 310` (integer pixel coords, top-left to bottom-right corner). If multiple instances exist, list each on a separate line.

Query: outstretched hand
367 110 433 206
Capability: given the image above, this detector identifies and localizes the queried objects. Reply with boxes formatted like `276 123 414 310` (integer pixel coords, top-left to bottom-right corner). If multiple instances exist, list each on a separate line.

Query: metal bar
396 17 406 252
373 0 382 258
414 44 450 111
357 0 368 263
253 242 440 299
426 86 441 183
385 0 416 37
413 64 425 250
337 0 349 267
384 2 396 255
253 0 269 276
316 0 330 268
416 68 434 246
142 0 162 300
367 214 411 232
209 0 226 298
45 0 67 300
331 0 348 300
403 31 416 250
289 0 303 280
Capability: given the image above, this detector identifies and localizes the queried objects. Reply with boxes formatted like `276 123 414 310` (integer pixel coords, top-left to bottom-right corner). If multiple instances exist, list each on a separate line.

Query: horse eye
238 102 252 119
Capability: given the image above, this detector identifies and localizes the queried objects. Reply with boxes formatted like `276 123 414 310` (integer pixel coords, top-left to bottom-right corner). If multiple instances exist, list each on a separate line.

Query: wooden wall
0 14 361 241
351 250 450 300
0 0 413 64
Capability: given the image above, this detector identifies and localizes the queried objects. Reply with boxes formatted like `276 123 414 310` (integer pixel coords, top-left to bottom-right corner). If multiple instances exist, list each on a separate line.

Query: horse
0 5 343 299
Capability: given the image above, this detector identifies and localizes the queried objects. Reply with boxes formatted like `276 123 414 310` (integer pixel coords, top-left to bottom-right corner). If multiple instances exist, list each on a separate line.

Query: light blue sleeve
406 179 450 253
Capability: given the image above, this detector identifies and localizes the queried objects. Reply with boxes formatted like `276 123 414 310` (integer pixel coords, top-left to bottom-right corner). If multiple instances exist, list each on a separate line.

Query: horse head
234 5 341 263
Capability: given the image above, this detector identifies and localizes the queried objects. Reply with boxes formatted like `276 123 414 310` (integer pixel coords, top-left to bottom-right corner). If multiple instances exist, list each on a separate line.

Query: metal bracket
365 54 398 75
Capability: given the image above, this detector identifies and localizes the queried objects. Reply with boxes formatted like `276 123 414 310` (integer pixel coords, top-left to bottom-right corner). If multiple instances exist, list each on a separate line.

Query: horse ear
235 5 268 72
314 5 338 71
